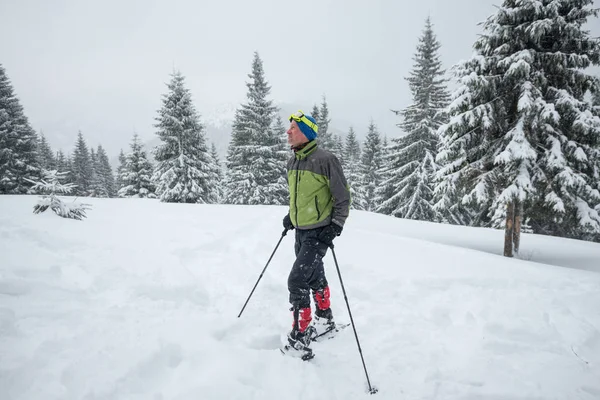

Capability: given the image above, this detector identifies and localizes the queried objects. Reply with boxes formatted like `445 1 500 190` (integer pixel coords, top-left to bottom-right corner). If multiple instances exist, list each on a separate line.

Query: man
283 110 351 350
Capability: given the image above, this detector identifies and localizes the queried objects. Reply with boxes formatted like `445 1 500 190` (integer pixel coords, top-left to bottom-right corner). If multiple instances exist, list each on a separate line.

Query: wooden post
504 201 514 257
513 200 521 255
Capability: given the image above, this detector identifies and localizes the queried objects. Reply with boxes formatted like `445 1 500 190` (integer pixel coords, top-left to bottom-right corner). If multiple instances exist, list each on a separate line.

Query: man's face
287 120 308 147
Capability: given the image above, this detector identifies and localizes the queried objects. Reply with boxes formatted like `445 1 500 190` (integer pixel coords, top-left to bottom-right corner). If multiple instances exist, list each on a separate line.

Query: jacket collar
293 140 318 160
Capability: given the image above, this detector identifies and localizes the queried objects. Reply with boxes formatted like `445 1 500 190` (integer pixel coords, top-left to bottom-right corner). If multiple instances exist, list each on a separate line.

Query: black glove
318 223 343 246
283 214 294 231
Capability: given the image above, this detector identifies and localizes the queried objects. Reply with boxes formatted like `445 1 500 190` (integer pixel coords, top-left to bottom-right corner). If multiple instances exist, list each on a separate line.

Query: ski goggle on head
289 111 318 134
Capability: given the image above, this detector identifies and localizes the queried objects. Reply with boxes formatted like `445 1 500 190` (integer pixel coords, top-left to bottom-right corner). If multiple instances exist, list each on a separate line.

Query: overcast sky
1 0 599 157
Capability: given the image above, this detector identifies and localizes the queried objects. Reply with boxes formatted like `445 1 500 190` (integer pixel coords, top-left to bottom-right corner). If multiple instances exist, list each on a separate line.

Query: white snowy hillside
1 195 600 400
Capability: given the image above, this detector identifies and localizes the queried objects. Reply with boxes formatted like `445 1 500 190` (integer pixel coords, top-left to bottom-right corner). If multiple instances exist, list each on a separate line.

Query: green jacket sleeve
327 154 351 227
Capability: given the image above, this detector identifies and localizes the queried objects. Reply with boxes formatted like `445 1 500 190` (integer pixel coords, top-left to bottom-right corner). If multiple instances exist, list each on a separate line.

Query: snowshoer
282 110 351 351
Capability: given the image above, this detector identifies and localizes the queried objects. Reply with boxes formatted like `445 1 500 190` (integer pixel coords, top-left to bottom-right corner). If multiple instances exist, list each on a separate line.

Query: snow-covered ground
1 195 599 399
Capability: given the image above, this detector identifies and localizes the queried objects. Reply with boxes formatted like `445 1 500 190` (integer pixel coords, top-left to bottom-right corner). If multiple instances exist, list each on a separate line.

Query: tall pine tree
267 114 291 204
38 131 56 171
0 64 40 193
118 133 155 198
223 52 282 205
358 120 385 211
210 143 224 203
331 133 345 161
96 145 115 197
55 149 74 187
88 147 103 196
55 150 67 173
343 127 362 209
152 71 215 203
436 0 600 253
116 149 126 193
378 17 450 221
374 135 395 212
71 131 92 196
317 96 334 151
311 104 321 125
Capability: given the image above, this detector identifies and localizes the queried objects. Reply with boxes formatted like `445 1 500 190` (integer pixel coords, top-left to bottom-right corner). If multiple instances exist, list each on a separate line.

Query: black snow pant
288 227 329 309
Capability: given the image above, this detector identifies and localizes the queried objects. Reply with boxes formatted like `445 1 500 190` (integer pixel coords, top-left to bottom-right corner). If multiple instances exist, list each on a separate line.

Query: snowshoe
280 326 316 361
312 307 336 337
280 343 314 361
312 322 350 342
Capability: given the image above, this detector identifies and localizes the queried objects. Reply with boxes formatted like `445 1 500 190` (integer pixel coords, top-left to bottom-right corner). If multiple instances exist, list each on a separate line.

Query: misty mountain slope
1 196 599 400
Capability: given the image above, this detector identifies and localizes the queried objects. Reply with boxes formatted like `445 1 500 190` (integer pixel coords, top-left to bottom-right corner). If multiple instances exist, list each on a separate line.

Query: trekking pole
331 245 378 395
238 228 289 318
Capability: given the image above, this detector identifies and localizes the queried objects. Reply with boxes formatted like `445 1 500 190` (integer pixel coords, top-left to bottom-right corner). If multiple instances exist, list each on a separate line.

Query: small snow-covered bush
26 170 91 220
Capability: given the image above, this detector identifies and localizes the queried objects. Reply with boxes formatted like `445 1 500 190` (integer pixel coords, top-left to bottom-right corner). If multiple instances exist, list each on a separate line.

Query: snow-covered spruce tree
311 104 320 125
56 150 68 174
437 0 600 255
343 127 362 209
593 85 600 241
71 131 93 196
317 96 334 151
38 131 56 171
55 149 75 187
273 114 291 162
210 143 224 203
331 133 345 162
223 52 283 205
249 112 288 205
115 149 126 193
26 170 91 220
374 136 395 211
118 134 156 198
96 145 115 197
152 71 214 203
88 148 105 197
358 120 385 211
265 114 291 204
378 17 450 222
0 64 41 193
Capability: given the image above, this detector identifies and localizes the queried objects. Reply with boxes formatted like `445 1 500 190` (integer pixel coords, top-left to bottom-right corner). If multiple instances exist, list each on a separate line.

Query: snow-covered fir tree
54 149 74 186
210 143 224 203
152 71 215 203
253 113 288 205
88 148 105 197
272 114 289 159
311 104 320 124
358 121 384 211
115 149 126 192
436 0 600 252
38 131 56 171
378 17 450 222
56 150 68 173
382 136 389 153
316 96 334 151
223 52 284 205
331 133 345 161
118 133 156 198
374 136 396 212
88 147 113 198
71 131 93 196
0 64 41 193
96 145 115 197
267 114 291 203
27 170 90 220
343 127 362 209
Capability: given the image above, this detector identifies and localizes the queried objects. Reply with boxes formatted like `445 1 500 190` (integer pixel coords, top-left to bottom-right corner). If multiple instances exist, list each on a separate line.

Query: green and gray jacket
287 141 351 230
